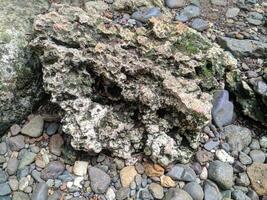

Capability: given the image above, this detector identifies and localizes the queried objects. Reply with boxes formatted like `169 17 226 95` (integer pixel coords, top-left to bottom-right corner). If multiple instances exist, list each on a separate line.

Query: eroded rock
31 3 236 165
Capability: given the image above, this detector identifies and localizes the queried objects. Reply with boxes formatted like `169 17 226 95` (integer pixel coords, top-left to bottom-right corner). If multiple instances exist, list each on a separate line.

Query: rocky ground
0 0 267 200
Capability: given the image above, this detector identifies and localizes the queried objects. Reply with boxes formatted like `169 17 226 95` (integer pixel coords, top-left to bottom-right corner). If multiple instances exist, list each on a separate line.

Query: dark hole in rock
157 108 168 118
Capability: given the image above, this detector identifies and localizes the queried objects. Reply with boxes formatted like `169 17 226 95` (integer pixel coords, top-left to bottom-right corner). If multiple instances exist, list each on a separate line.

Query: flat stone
7 157 19 175
239 152 252 165
250 139 260 150
165 0 186 8
41 161 65 180
215 149 234 164
203 180 222 200
49 134 64 156
0 142 7 155
183 182 204 200
148 183 164 199
211 0 227 6
116 187 130 200
120 166 137 187
89 167 111 194
8 135 25 151
13 191 30 200
195 150 214 165
232 190 250 200
167 164 196 182
73 161 89 176
175 5 200 22
247 12 263 25
247 163 267 195
223 125 252 152
164 188 193 200
132 7 161 23
160 175 176 188
144 163 164 177
208 160 233 189
10 124 21 136
236 172 250 186
211 90 234 129
31 182 48 200
21 115 44 138
0 183 11 196
0 169 8 184
18 151 36 170
249 150 265 163
204 140 220 151
226 7 240 18
191 18 209 32
9 178 19 191
46 123 59 136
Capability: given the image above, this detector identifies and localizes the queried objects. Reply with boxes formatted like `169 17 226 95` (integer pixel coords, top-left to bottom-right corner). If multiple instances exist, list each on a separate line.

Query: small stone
249 150 265 163
0 142 7 155
203 180 222 200
49 134 64 156
0 169 7 184
191 162 202 175
260 136 267 148
247 163 267 195
195 150 214 165
12 191 30 200
135 174 142 186
135 162 144 174
73 177 83 188
132 7 161 23
246 12 263 26
73 161 89 176
164 188 193 200
167 164 196 182
236 172 250 186
215 149 234 164
175 5 200 22
0 183 11 196
41 161 65 180
200 167 208 180
105 187 116 200
211 0 227 6
19 177 29 191
21 115 44 138
160 175 176 188
9 178 19 191
18 151 36 170
247 189 259 200
89 167 111 194
226 7 240 18
7 157 19 175
140 189 153 199
114 158 124 170
250 139 260 150
208 160 233 189
149 183 164 199
232 190 250 200
116 187 130 200
191 18 209 32
46 123 59 136
31 182 48 200
204 139 220 151
144 163 164 177
31 170 44 183
239 152 252 165
8 135 25 151
120 166 137 187
165 0 186 8
183 182 204 200
10 124 21 136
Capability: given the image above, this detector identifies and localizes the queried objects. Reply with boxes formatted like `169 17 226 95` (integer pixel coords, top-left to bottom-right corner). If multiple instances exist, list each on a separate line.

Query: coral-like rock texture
31 2 236 166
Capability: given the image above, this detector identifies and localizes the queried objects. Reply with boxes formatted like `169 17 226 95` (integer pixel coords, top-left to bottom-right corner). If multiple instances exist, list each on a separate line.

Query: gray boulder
0 0 48 134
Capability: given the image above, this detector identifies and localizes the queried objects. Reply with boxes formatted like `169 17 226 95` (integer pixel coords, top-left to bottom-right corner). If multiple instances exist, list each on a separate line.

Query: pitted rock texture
31 2 236 166
0 0 48 134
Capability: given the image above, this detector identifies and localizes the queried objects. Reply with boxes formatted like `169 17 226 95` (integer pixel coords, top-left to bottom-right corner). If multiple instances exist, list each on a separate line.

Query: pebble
89 167 111 194
73 161 89 176
31 182 48 200
8 135 25 151
31 170 44 183
239 151 252 165
260 136 267 148
140 188 153 199
105 187 116 200
247 12 263 26
149 183 164 199
175 5 200 22
236 172 250 186
135 162 144 174
204 180 222 200
21 115 44 138
191 18 209 31
250 139 260 150
184 182 204 200
46 123 59 136
12 191 30 200
211 0 227 6
19 177 29 191
204 140 220 151
9 178 19 191
0 142 7 155
164 188 193 200
10 124 21 136
249 150 265 163
165 0 186 8
120 166 137 187
144 163 164 177
167 164 196 182
247 189 259 200
208 160 233 189
132 7 161 23
232 190 250 200
196 150 214 165
18 151 36 170
160 175 176 188
116 187 130 200
199 167 208 180
0 183 11 196
41 161 65 180
49 134 64 156
7 157 19 175
191 162 202 175
215 149 234 164
0 169 8 184
226 7 240 18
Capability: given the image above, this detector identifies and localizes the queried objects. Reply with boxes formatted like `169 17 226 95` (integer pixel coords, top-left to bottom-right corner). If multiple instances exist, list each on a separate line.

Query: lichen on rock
31 2 236 166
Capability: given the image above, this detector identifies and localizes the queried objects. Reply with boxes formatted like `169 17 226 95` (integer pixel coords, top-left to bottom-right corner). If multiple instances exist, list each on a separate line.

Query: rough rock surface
0 0 48 134
31 2 236 165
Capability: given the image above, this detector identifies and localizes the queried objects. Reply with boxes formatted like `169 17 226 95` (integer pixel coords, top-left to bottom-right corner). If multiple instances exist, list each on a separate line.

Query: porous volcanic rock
31 2 236 166
0 0 48 134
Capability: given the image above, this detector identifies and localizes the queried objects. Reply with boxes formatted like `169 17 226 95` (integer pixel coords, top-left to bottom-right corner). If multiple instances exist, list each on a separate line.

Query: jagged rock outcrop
0 0 48 134
31 2 236 166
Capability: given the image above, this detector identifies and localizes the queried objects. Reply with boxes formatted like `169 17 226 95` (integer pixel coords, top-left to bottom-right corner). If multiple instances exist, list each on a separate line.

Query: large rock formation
0 0 48 134
31 2 236 166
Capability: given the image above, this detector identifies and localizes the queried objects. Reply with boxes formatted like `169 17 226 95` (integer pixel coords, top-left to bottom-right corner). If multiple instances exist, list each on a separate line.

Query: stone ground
0 0 267 199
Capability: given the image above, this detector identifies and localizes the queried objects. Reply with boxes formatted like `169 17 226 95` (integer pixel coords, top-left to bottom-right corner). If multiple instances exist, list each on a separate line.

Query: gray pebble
191 18 209 31
31 182 48 200
132 7 161 23
249 150 265 163
175 5 200 22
